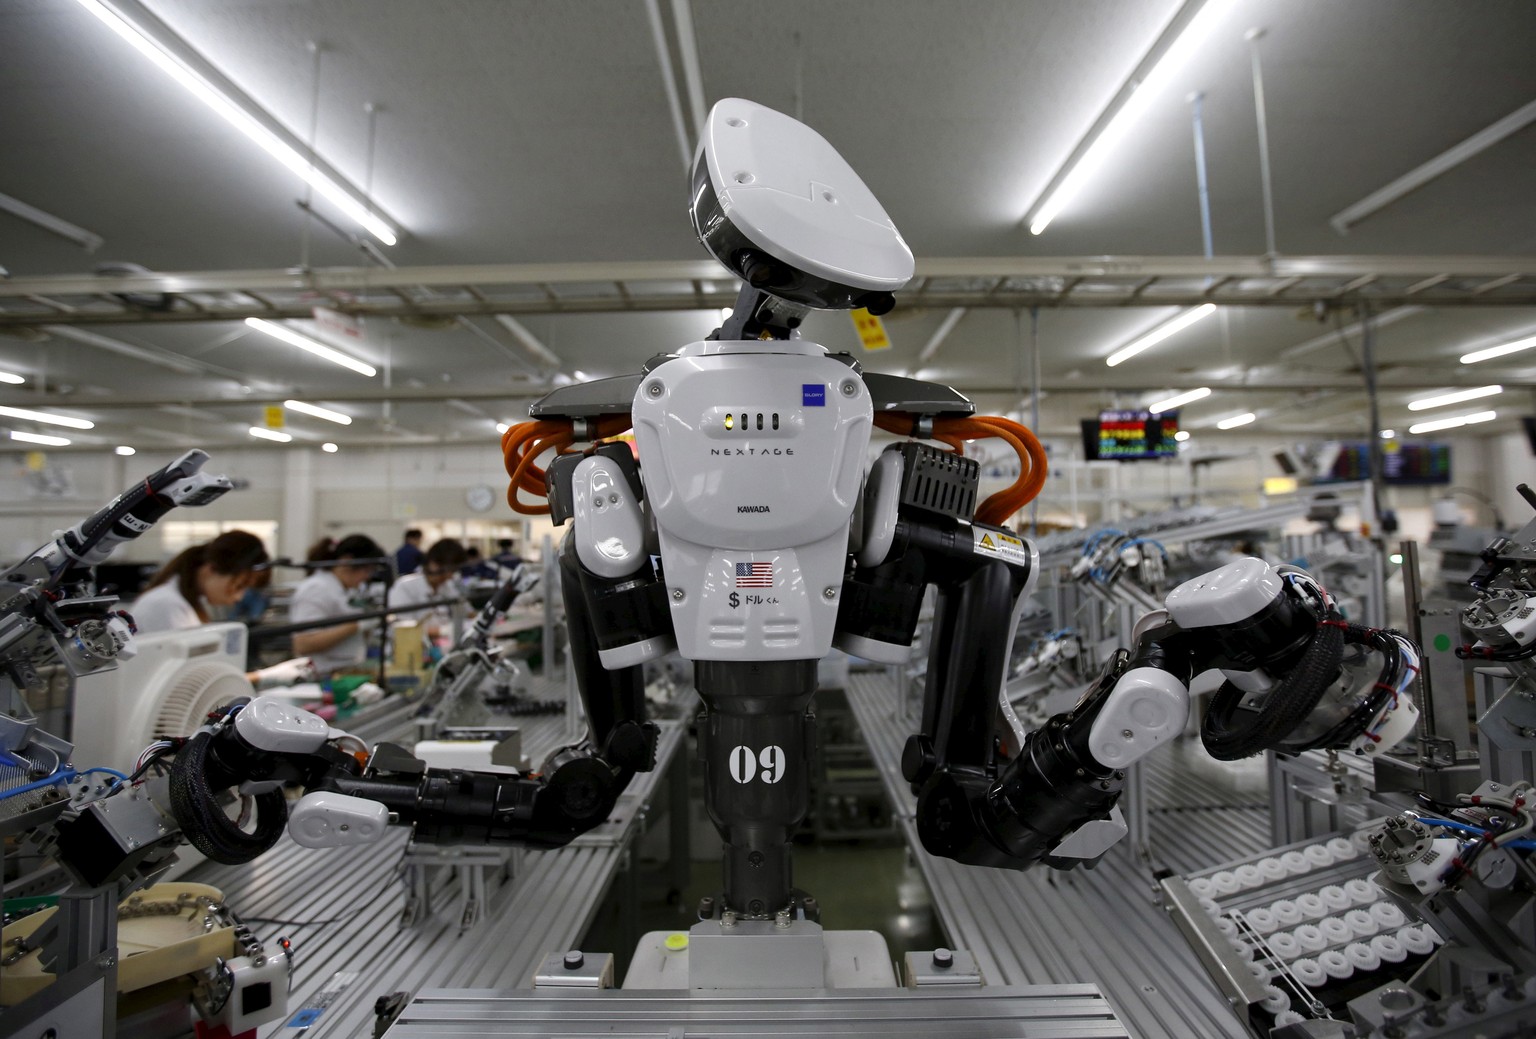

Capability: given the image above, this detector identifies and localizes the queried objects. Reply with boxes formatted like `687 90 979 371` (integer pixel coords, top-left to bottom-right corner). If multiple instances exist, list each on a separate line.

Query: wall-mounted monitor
1086 409 1180 461
1317 442 1452 485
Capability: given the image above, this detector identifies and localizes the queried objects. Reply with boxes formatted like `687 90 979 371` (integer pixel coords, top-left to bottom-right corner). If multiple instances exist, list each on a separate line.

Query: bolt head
671 588 684 601
823 586 837 599
840 379 859 397
646 381 664 397
563 950 585 969
932 947 954 967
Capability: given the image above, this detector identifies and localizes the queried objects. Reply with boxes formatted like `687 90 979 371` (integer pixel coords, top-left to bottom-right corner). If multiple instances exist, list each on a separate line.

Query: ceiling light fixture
283 399 352 425
10 431 71 447
495 422 511 435
1407 385 1502 412
1408 410 1496 435
1147 386 1212 414
245 318 376 377
0 370 24 385
248 426 293 443
1174 430 1191 442
1216 412 1256 430
1460 333 1536 365
1024 0 1227 235
0 405 94 430
1379 429 1395 440
321 442 339 453
73 0 397 245
114 445 136 456
1106 304 1217 367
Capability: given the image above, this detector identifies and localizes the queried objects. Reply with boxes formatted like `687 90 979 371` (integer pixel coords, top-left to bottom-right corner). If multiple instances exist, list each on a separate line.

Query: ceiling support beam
1277 305 1426 360
1330 97 1536 234
910 308 967 373
644 0 694 169
0 191 104 251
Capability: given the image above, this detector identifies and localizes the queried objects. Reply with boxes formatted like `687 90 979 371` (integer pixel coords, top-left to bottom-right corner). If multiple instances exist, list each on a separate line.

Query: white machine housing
630 340 872 661
71 622 252 773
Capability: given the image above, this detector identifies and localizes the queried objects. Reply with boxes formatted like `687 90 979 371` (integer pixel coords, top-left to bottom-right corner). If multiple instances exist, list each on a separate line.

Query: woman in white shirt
387 538 468 649
289 534 386 675
131 530 270 634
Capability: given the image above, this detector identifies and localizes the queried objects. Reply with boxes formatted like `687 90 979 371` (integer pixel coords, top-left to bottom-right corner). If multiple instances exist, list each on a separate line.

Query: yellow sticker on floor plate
974 526 1030 565
851 308 891 351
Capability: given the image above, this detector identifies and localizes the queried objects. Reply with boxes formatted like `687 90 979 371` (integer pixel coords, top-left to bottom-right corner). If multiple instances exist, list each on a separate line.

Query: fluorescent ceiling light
1147 386 1212 414
1379 429 1395 440
1025 0 1227 235
245 318 376 377
1106 304 1216 367
1217 412 1256 430
0 371 24 385
114 445 136 456
248 426 293 443
283 398 352 425
1173 430 1191 442
1460 333 1536 365
0 404 94 430
572 370 591 382
74 0 396 245
11 430 71 447
321 442 339 453
719 307 734 320
1407 385 1502 412
495 422 511 434
1408 410 1496 435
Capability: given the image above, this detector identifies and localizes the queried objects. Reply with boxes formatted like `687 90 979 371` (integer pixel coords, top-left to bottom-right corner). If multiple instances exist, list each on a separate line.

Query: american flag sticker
735 562 774 588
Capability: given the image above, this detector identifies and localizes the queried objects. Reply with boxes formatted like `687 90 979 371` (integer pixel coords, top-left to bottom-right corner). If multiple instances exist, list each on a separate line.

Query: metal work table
189 681 686 1038
845 671 1263 1039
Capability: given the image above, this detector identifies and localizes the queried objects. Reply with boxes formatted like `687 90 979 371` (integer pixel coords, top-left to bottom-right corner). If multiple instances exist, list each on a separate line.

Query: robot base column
695 660 817 918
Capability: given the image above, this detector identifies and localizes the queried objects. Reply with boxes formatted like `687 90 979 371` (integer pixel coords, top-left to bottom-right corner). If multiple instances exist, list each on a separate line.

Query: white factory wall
0 429 1526 568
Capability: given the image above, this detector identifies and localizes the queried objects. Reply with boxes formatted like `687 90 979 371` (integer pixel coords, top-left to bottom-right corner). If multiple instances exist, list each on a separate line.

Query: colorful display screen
1089 409 1180 460
1320 442 1452 485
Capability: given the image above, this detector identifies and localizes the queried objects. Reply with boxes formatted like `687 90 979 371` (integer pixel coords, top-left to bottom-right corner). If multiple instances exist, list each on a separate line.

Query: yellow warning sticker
851 308 891 351
973 526 1031 565
264 405 285 429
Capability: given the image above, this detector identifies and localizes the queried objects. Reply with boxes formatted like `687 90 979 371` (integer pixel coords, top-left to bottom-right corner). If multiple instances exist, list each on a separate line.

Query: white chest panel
631 341 871 660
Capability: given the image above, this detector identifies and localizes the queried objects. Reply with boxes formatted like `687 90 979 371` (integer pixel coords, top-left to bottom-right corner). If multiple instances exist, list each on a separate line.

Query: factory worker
388 538 468 645
290 534 386 675
130 530 311 686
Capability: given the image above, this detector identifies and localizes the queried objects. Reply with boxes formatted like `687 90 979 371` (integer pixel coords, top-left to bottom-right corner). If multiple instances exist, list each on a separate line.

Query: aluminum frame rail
189 689 686 1039
4 255 1536 328
844 672 1258 1039
378 987 1132 1038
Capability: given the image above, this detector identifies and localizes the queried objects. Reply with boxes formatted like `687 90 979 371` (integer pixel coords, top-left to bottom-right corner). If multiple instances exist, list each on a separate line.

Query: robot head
689 98 914 314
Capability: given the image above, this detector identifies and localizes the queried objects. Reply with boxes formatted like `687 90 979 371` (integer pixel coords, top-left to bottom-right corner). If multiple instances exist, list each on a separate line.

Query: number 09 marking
729 745 785 784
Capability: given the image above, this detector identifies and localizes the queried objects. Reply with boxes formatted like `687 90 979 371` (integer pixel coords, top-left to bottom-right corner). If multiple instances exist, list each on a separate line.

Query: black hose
168 732 287 864
1201 614 1346 760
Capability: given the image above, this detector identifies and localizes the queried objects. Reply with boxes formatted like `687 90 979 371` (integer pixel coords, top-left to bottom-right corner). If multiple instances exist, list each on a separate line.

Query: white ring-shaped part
1425 925 1445 946
1274 1010 1306 1026
1246 908 1278 934
1228 938 1254 961
1257 857 1287 882
1344 942 1380 972
1296 893 1327 920
1397 926 1435 957
1350 829 1376 853
1370 934 1407 963
1260 985 1290 1014
1370 902 1406 930
1344 878 1377 905
855 451 902 568
1318 885 1351 912
1188 877 1215 899
1280 851 1310 875
1320 917 1352 946
1304 844 1335 868
1291 958 1327 987
1235 864 1265 889
1271 900 1303 927
1318 950 1352 980
1216 917 1238 938
1326 836 1357 860
1199 897 1222 917
1268 932 1301 960
1247 961 1269 980
1294 924 1327 953
1344 909 1378 937
1211 870 1242 895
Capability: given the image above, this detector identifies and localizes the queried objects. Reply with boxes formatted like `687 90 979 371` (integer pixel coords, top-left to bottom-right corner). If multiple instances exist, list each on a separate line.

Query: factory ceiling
1 0 1533 451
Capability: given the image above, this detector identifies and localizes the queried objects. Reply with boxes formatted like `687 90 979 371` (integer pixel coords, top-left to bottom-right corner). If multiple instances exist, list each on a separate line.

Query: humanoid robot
2 101 1424 1024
